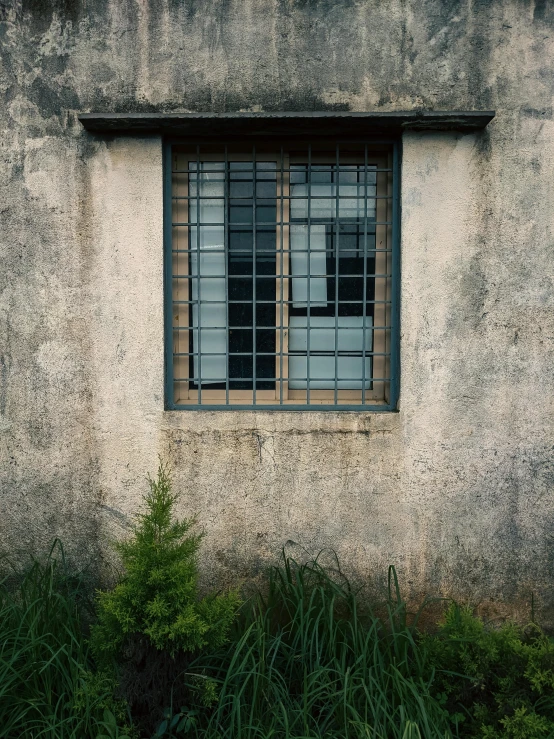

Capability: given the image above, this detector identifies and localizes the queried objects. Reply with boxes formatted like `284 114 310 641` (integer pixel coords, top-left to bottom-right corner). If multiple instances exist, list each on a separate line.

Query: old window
166 141 399 409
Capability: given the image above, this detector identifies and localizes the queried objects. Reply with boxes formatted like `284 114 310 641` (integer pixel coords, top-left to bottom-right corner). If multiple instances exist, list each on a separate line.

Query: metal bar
334 143 340 405
390 139 401 409
361 146 368 404
174 193 394 199
252 145 257 405
279 146 284 405
173 246 393 253
173 404 395 412
173 299 392 305
182 374 391 379
174 325 393 331
172 225 393 231
175 272 389 278
224 145 230 405
164 142 175 409
306 146 311 405
195 145 202 403
174 351 390 362
177 272 393 279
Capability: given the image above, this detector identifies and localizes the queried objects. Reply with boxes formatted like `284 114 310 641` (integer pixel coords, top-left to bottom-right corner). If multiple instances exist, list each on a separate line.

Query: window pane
290 225 328 307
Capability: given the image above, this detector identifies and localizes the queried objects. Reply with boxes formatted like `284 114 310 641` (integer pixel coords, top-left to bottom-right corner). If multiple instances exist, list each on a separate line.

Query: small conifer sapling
92 462 240 662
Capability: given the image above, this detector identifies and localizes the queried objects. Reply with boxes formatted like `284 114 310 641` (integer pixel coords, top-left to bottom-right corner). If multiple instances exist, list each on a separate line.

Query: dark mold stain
533 0 554 25
522 106 553 119
27 77 80 119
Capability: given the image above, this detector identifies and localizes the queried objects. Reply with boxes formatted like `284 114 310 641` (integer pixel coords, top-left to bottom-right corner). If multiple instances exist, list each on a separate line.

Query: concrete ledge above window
78 111 495 137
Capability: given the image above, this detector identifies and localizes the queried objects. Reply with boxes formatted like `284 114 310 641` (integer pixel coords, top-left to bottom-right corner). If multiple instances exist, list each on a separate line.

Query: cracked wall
1 0 553 619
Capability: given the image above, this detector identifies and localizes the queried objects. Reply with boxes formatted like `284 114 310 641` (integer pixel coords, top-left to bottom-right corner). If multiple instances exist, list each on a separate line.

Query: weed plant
179 556 455 739
424 603 554 737
0 541 122 739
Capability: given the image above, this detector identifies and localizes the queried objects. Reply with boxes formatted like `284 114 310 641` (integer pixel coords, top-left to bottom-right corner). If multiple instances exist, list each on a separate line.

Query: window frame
163 137 401 411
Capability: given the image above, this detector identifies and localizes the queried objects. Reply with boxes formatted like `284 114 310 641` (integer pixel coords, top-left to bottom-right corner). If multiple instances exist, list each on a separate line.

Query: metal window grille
165 140 399 410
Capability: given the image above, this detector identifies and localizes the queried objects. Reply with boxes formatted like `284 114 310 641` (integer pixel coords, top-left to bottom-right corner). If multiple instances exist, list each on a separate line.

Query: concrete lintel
78 110 495 137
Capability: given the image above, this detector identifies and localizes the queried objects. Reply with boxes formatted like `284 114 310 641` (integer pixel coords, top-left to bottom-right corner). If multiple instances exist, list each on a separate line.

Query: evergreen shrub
91 463 240 733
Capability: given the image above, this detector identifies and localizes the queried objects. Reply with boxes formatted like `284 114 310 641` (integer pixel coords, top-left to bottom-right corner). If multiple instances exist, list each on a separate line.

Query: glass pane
288 316 373 352
290 225 328 307
288 355 372 389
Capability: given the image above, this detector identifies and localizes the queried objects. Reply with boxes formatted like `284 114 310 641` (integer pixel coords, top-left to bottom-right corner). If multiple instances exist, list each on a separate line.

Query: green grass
0 541 121 739
180 554 454 739
2 535 553 739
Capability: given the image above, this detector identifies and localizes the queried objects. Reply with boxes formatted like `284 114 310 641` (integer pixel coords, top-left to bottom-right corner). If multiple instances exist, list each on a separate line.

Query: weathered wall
1 0 553 618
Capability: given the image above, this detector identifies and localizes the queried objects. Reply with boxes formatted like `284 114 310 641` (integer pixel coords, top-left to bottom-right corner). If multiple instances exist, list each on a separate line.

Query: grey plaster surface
1 0 553 619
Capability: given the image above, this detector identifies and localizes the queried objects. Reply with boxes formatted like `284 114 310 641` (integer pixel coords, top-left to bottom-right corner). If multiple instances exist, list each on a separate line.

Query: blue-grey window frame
163 137 401 411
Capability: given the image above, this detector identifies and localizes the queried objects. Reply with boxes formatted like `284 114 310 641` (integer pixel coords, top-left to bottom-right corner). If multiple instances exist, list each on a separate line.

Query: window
165 140 399 409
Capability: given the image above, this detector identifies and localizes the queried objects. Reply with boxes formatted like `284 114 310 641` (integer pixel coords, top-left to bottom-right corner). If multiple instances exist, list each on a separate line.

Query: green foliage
3 476 554 739
0 541 127 739
95 708 133 739
425 602 554 738
177 555 454 739
152 706 199 737
77 670 135 736
90 462 240 735
91 463 240 662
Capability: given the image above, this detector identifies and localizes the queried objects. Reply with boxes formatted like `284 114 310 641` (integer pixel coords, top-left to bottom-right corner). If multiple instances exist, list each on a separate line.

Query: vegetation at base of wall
1 466 554 739
424 603 554 737
0 540 129 739
91 462 241 735
175 556 454 739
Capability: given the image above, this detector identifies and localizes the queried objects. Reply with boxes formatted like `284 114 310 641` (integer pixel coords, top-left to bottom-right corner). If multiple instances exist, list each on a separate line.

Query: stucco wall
1 0 553 618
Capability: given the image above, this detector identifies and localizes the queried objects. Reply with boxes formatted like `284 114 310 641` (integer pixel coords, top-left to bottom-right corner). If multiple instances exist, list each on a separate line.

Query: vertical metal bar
252 146 257 405
224 145 230 406
196 145 202 404
390 139 401 409
306 145 311 405
334 143 340 405
361 145 368 404
279 146 284 405
163 141 175 409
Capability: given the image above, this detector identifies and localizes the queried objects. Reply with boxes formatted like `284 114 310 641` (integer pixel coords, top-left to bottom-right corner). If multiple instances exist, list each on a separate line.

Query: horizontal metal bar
172 223 383 228
173 326 391 332
175 352 391 358
173 195 390 200
178 377 390 382
172 299 392 305
173 273 391 279
172 247 393 253
172 325 393 330
169 404 395 411
172 168 393 174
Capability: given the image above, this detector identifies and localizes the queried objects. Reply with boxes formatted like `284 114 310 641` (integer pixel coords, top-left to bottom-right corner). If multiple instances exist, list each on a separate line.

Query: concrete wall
1 0 553 618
